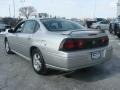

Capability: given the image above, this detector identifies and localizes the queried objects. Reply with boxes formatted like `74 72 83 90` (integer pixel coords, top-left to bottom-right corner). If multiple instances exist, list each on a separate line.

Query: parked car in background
2 17 20 28
94 18 106 22
109 18 120 38
4 18 113 75
85 18 106 28
116 23 120 38
0 21 6 32
0 21 10 32
70 19 85 26
91 21 109 30
85 20 96 28
109 19 118 34
109 19 120 38
109 19 115 33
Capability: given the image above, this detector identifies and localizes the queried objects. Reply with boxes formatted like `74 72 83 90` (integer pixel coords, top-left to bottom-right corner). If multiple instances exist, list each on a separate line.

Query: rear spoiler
62 29 105 36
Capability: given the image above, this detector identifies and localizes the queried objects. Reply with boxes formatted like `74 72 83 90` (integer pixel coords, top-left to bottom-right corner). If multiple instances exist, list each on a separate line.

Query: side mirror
8 29 15 33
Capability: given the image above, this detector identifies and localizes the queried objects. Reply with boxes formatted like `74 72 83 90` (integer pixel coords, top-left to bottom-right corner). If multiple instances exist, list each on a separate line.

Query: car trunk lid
59 29 109 51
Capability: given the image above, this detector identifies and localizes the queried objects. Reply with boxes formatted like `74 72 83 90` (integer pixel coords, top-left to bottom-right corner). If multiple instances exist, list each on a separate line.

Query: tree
19 6 36 19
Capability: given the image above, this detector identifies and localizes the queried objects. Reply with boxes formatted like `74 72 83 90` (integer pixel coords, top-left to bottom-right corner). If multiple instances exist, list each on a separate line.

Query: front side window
101 21 109 24
22 20 36 33
41 19 85 31
14 22 25 33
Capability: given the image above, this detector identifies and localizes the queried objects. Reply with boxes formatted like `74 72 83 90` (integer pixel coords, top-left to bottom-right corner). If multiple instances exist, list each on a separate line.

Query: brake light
101 36 109 44
77 40 85 48
59 36 109 51
63 40 75 49
59 39 85 51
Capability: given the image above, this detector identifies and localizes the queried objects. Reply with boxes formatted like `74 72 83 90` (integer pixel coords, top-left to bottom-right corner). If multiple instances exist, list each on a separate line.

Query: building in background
35 13 49 18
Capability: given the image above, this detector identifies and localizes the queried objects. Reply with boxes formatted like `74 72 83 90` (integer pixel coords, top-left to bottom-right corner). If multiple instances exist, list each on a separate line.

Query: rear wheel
5 40 13 54
31 49 47 75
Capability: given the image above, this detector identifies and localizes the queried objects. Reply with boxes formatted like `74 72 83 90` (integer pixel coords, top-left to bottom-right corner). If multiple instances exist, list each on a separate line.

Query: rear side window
22 20 36 34
101 21 109 24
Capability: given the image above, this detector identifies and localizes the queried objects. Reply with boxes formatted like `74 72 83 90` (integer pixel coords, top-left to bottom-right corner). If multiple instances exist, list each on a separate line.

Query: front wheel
5 40 13 54
31 49 47 75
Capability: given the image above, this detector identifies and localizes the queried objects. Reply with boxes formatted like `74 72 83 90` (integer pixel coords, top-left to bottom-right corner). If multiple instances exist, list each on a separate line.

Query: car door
8 21 25 52
14 20 40 58
99 21 104 29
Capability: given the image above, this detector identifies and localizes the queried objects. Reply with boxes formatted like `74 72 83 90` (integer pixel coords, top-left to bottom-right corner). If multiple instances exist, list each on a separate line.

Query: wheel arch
30 46 40 58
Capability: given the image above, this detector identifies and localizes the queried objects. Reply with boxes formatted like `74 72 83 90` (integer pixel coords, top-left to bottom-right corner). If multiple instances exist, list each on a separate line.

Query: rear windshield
41 19 85 31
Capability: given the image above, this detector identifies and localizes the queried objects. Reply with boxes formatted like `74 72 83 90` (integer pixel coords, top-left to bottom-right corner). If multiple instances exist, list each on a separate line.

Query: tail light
63 40 75 49
77 40 85 48
59 36 109 51
101 36 109 44
59 39 85 51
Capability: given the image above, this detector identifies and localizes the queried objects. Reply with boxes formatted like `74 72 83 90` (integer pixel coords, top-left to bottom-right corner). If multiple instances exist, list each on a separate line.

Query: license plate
91 51 101 60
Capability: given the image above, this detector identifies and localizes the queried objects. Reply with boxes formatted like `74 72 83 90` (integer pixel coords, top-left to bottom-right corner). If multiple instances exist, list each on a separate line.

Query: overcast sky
0 0 118 18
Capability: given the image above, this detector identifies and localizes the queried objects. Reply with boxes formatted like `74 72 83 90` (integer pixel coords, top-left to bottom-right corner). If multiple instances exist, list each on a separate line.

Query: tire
5 39 13 54
117 34 120 38
31 49 47 75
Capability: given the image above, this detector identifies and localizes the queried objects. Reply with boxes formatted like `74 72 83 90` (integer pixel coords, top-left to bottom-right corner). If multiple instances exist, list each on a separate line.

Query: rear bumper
45 46 113 71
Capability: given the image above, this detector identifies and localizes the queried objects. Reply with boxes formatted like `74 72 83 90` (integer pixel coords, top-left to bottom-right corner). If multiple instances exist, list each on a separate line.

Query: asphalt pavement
0 32 120 90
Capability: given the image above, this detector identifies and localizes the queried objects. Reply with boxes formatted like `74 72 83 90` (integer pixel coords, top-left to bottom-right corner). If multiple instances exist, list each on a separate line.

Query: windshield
41 19 85 31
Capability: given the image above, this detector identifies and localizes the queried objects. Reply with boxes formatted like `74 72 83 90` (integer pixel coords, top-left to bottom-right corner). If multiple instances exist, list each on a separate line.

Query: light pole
9 5 11 17
117 0 120 16
93 0 96 18
13 0 16 18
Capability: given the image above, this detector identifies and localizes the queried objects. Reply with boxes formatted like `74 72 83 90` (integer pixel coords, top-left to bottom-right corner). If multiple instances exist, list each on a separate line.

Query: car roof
18 18 67 24
20 18 62 21
40 18 66 21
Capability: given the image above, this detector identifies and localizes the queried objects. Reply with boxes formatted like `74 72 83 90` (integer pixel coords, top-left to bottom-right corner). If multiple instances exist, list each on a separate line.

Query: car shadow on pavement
47 55 120 82
65 55 120 82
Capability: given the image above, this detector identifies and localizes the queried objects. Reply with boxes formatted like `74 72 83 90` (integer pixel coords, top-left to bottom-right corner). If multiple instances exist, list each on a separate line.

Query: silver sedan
91 21 109 30
4 18 113 75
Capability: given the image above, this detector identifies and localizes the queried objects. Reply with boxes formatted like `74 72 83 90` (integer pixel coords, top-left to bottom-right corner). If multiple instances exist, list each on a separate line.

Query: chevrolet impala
4 18 113 75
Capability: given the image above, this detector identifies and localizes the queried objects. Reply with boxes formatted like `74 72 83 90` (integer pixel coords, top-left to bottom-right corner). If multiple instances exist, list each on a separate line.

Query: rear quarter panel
31 31 68 65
